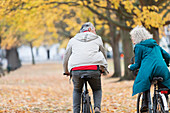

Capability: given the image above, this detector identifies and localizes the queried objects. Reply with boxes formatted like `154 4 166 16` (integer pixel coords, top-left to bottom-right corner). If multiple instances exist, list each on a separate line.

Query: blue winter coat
130 39 170 96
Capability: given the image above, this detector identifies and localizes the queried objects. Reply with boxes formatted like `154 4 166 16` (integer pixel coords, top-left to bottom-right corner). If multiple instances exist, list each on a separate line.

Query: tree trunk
47 49 50 60
109 25 121 77
36 47 39 56
6 47 21 72
149 27 159 44
120 29 134 80
0 36 1 46
30 42 35 65
106 1 121 77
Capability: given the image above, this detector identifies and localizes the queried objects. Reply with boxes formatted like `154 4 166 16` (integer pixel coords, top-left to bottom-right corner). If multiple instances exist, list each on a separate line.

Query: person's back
67 32 107 72
135 39 168 71
63 22 107 113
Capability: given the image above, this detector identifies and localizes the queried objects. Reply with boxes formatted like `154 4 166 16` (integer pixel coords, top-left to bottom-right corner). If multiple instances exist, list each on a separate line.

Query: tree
0 19 22 71
0 0 169 78
0 0 61 65
78 0 169 79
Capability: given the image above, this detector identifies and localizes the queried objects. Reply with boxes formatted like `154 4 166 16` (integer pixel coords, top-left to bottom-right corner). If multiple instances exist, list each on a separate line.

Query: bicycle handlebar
63 73 70 75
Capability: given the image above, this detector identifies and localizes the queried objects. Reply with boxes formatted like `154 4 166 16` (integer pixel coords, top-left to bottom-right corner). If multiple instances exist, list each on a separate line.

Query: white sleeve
63 40 72 73
98 36 107 59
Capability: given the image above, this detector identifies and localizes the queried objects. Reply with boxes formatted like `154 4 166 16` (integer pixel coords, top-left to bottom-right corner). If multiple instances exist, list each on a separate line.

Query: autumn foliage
0 63 138 113
0 0 169 49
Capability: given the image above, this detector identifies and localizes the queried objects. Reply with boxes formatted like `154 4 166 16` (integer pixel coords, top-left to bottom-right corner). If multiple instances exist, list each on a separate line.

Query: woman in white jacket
63 22 107 113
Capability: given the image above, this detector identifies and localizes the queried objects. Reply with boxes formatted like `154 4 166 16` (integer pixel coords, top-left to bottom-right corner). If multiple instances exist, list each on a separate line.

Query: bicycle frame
147 90 152 113
158 93 169 111
137 79 169 113
153 82 169 112
83 79 88 95
82 78 93 113
130 56 169 113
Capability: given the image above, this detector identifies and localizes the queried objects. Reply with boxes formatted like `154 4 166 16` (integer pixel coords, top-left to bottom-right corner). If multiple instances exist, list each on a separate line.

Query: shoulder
134 44 143 49
95 35 102 42
134 44 143 53
97 35 102 39
95 35 104 45
96 34 102 39
67 38 75 46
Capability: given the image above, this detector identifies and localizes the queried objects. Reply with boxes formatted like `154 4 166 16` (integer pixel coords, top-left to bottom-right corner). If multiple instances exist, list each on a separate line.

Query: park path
0 62 137 113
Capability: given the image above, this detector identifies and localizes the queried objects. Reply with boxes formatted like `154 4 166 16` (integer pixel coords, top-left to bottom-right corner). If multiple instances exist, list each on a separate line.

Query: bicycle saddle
152 77 163 83
81 76 92 79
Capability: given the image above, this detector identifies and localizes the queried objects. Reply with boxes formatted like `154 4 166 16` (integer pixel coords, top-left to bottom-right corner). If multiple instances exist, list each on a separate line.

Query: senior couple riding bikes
63 22 170 113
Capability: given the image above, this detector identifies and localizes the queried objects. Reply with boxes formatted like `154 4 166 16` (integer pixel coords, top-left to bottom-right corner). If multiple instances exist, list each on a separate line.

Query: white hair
130 26 153 44
80 22 94 33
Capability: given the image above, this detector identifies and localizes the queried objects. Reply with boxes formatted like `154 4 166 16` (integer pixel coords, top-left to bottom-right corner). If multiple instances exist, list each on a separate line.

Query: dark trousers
71 70 102 113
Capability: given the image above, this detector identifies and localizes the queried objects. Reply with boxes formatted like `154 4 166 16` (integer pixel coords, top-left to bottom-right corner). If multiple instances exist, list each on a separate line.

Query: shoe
140 104 148 112
94 107 100 113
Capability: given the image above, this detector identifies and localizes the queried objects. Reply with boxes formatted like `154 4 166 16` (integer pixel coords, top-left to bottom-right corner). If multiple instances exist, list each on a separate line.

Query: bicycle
81 68 108 113
63 73 94 113
81 75 93 113
130 57 169 113
64 68 108 113
137 77 169 113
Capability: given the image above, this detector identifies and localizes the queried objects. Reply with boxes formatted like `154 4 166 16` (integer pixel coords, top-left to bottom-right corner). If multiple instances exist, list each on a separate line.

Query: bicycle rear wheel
154 94 169 113
82 93 91 113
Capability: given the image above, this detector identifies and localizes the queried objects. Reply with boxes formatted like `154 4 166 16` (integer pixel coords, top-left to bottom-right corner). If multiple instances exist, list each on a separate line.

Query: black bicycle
81 68 108 113
130 57 169 113
63 73 93 113
64 68 108 113
81 76 93 113
137 77 169 113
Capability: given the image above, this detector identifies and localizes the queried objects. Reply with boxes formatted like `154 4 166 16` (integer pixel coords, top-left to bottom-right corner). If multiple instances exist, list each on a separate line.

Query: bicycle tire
86 94 91 113
154 96 164 113
137 93 150 113
82 94 91 113
154 94 169 113
137 93 142 113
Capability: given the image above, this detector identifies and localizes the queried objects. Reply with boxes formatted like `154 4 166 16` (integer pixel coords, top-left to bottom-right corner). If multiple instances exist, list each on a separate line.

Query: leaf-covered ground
0 62 154 113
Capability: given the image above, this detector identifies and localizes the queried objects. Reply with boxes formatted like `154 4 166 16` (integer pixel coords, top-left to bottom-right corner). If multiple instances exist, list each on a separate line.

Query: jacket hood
139 39 158 48
73 32 98 42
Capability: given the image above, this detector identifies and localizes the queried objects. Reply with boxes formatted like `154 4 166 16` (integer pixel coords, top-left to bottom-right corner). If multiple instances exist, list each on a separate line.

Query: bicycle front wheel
137 93 150 113
137 93 142 113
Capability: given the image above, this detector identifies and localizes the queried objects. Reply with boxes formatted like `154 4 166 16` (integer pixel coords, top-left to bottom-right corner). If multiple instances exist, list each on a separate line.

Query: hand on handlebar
128 64 132 70
63 72 70 76
99 66 109 74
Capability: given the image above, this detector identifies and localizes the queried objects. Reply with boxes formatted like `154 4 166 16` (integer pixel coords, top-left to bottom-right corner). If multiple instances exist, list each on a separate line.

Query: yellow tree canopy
0 0 169 49
79 0 169 29
0 0 106 49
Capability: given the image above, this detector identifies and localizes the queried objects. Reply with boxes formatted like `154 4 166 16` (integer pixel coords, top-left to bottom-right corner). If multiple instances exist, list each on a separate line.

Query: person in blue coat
128 26 170 112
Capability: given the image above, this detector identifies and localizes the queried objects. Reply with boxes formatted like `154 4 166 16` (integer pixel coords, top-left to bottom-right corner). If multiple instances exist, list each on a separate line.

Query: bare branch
155 0 167 6
164 21 170 26
4 1 80 15
94 3 134 19
163 10 169 19
158 2 170 13
84 5 131 30
93 3 117 11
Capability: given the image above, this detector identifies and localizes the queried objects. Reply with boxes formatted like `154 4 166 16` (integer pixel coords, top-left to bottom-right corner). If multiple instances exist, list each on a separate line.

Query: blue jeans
71 70 102 113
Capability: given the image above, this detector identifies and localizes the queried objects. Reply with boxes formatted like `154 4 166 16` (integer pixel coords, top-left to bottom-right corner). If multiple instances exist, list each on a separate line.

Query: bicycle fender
159 93 169 111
